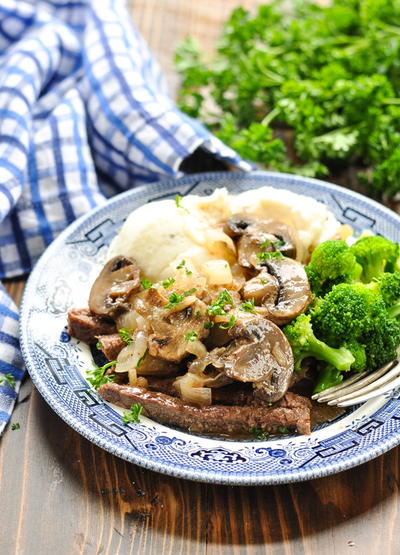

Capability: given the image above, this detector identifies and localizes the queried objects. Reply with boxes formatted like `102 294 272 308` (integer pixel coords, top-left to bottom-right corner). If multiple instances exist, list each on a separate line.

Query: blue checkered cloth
0 0 249 434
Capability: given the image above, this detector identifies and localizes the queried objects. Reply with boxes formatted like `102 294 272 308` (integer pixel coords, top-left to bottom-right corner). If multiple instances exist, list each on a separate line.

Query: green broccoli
370 271 400 318
312 283 400 371
350 236 399 283
283 314 355 373
344 340 367 373
314 365 343 394
311 283 375 346
305 240 362 296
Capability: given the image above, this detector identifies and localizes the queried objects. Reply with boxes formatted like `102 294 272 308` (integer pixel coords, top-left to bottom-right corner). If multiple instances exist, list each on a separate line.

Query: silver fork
312 359 400 407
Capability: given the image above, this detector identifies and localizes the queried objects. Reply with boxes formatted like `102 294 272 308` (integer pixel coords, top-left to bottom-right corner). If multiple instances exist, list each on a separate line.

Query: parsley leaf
176 260 192 275
141 279 153 290
122 403 143 424
175 195 189 213
219 315 237 329
11 423 20 431
164 288 197 309
0 374 16 389
162 277 176 288
175 2 400 199
207 289 234 316
240 299 255 313
184 331 198 341
86 361 116 389
278 426 290 435
257 251 284 261
250 428 269 440
119 328 134 345
136 348 148 369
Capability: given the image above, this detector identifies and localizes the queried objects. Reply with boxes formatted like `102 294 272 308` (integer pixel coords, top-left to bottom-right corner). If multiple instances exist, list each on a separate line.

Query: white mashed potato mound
108 187 341 281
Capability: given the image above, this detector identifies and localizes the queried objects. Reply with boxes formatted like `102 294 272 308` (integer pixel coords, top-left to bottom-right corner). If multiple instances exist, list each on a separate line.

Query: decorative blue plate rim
20 170 400 485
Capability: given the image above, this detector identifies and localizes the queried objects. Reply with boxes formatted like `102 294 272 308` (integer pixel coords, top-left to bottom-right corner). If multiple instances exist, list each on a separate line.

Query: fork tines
311 360 400 407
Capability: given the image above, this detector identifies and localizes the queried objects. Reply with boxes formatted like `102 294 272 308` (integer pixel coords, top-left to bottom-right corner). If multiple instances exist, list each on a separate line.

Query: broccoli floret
305 240 362 296
311 283 376 346
371 271 400 318
344 340 367 372
350 236 399 283
312 283 400 371
283 314 355 373
314 365 343 393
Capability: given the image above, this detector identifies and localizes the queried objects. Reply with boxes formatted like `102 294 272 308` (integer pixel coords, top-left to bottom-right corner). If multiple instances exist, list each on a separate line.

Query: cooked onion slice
175 373 212 406
186 339 208 359
114 330 148 388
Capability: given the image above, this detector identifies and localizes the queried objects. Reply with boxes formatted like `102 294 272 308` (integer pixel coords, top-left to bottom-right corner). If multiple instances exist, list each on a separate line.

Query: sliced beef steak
97 333 125 360
98 383 311 435
68 308 116 344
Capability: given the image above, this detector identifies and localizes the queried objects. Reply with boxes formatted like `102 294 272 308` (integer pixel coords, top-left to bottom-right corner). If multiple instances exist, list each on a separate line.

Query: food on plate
67 188 400 438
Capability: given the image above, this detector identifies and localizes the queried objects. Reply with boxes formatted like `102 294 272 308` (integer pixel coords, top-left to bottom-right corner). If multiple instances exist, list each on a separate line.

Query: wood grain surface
1 2 399 554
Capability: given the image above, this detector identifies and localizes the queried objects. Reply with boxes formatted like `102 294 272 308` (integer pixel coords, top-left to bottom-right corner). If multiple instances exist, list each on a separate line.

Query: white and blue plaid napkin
0 0 249 434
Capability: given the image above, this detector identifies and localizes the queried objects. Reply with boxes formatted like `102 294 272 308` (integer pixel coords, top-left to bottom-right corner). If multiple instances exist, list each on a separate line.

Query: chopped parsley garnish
176 259 192 275
86 361 116 389
122 403 143 424
162 277 176 288
11 423 20 430
184 331 198 341
136 348 148 369
273 238 285 247
164 288 197 309
204 321 214 329
195 310 202 317
119 328 134 345
257 251 284 261
141 279 153 290
260 238 271 249
250 428 269 440
278 426 290 434
219 315 237 329
240 299 255 313
175 195 189 213
260 279 268 284
207 289 234 316
0 374 16 389
96 341 102 350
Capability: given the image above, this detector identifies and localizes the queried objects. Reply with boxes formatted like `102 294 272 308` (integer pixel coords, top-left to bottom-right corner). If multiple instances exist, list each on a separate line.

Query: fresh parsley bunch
175 0 400 199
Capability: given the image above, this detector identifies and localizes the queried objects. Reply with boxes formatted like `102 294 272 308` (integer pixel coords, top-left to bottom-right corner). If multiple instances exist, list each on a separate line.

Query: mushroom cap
255 257 311 325
224 213 297 268
241 268 279 306
89 255 141 318
217 315 294 402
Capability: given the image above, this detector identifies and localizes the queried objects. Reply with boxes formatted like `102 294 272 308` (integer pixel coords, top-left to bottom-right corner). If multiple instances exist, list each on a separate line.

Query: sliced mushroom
255 257 311 325
206 314 294 402
89 256 141 318
224 213 297 268
241 268 279 306
133 288 210 362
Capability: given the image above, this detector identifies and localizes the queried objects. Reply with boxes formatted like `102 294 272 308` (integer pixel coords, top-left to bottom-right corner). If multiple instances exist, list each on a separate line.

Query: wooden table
1 2 399 554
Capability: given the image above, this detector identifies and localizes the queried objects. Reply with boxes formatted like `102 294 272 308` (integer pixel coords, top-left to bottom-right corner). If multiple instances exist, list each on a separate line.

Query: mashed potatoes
108 187 341 281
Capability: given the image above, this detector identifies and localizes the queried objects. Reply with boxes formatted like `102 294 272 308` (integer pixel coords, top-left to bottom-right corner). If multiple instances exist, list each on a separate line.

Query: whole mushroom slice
89 255 141 318
224 213 297 268
256 257 311 326
211 315 294 402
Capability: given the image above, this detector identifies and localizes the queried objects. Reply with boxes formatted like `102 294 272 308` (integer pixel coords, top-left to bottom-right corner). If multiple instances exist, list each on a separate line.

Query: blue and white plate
20 171 400 485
